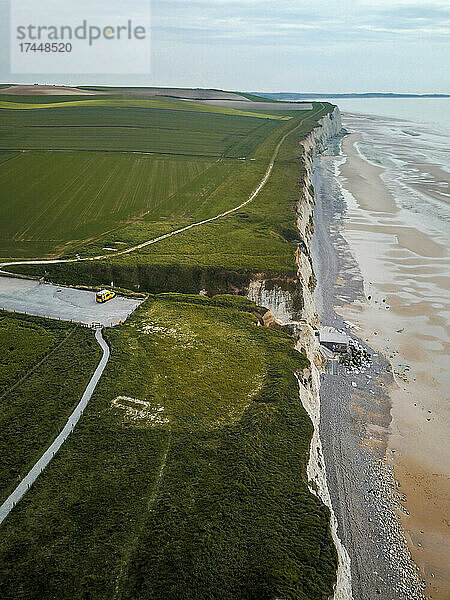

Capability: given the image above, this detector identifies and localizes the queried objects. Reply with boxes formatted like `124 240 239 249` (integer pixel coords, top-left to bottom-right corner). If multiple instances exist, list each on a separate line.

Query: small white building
315 327 348 354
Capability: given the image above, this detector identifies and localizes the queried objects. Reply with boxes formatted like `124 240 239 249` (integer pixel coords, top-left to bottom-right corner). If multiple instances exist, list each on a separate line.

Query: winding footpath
0 328 110 526
0 104 325 273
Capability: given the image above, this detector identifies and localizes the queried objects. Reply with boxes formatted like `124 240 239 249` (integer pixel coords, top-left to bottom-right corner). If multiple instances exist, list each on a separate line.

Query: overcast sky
1 0 449 93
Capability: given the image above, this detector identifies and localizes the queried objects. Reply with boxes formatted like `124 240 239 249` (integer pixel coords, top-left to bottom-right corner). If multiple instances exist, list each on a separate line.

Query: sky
1 0 449 93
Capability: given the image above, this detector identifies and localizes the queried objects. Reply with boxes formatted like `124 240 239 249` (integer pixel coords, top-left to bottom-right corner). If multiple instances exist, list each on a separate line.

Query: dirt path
113 428 173 600
0 328 110 526
0 104 325 272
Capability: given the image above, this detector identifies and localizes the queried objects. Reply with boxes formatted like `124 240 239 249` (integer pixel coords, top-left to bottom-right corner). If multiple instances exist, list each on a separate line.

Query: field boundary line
0 324 78 404
0 104 325 272
0 328 110 526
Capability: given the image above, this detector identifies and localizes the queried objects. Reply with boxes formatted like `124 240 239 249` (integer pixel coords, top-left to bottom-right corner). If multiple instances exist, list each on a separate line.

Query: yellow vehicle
96 289 116 303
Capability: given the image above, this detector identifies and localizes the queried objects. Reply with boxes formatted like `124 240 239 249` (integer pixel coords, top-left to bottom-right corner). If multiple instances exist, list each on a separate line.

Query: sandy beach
312 111 449 599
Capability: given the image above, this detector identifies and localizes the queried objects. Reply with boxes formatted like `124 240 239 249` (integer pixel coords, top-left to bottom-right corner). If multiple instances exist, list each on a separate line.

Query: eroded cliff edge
247 107 342 324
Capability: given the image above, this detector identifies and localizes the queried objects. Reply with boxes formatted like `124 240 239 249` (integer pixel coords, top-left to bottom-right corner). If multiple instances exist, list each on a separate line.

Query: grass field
0 312 100 503
0 312 61 395
0 295 337 599
0 151 19 165
13 103 331 296
0 152 220 256
0 102 277 131
0 110 281 155
0 95 294 258
0 96 291 120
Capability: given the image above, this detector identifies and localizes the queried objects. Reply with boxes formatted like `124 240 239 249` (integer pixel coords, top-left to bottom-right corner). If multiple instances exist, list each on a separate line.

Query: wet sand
336 132 450 599
339 135 399 213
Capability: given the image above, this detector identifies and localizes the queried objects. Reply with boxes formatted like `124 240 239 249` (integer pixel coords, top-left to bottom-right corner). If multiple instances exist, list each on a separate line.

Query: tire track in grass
0 324 78 403
113 427 173 600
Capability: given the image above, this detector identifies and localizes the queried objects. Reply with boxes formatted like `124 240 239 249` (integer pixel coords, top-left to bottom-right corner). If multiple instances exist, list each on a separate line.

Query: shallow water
339 111 449 400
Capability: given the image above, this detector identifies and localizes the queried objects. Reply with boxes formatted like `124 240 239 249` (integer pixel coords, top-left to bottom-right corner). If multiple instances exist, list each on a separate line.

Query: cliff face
247 276 301 324
297 107 342 324
247 107 343 326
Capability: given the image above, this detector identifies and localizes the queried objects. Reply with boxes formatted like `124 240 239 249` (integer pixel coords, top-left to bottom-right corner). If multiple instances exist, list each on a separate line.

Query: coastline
310 131 428 599
1 95 445 597
295 109 353 600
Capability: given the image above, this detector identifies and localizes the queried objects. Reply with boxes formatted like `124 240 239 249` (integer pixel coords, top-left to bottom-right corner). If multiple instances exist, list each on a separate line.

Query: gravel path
0 328 110 526
311 135 425 600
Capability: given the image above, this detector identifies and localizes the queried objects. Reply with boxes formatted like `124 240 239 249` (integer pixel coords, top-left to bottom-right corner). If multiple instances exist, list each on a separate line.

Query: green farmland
12 102 331 297
0 151 219 257
0 96 291 120
0 109 281 156
0 296 337 600
0 96 291 258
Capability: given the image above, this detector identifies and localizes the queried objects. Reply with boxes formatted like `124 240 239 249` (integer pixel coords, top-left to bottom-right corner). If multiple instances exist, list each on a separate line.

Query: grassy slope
0 313 59 394
0 295 337 600
0 312 101 503
0 151 19 165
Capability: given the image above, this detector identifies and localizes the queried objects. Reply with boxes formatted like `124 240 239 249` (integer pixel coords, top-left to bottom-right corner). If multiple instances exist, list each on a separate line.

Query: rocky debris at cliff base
343 438 426 599
340 338 372 374
343 319 360 330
